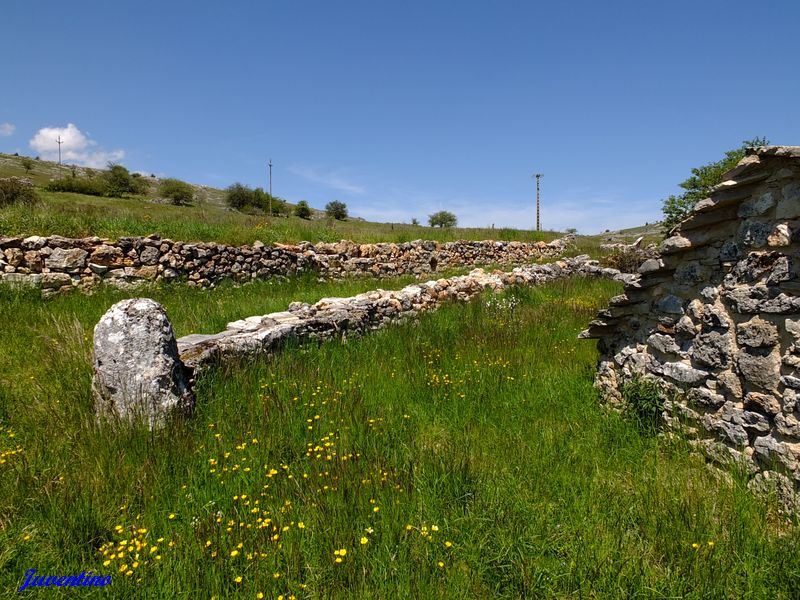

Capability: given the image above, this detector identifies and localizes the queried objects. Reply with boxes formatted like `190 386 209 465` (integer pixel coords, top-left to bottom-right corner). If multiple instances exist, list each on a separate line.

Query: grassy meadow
2 275 800 598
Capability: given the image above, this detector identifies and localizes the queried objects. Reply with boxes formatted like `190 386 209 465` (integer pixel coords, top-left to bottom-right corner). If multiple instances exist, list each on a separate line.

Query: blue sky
2 1 799 233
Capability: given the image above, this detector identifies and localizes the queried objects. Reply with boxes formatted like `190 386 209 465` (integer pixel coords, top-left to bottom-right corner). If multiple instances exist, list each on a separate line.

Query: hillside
0 153 562 246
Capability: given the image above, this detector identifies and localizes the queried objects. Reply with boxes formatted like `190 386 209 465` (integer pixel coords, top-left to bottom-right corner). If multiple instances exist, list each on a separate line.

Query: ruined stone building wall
582 146 800 502
0 235 570 295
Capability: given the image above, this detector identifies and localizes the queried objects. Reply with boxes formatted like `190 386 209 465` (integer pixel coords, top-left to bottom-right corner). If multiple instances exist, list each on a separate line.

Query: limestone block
768 223 791 247
647 333 682 356
738 192 775 217
692 331 732 368
139 246 160 266
701 303 731 329
745 392 781 416
657 361 708 385
41 272 74 289
660 236 692 254
23 250 43 271
688 387 725 409
776 182 800 219
737 347 781 391
736 316 779 348
92 298 193 429
657 294 684 315
45 247 88 271
4 247 23 267
776 413 800 439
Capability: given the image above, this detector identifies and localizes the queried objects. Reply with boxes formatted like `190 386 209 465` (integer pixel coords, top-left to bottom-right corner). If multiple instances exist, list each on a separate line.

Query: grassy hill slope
0 153 561 246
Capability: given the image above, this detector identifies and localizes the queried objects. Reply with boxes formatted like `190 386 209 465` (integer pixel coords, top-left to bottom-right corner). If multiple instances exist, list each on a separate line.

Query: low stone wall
0 234 571 295
177 255 629 371
581 146 800 508
92 256 629 428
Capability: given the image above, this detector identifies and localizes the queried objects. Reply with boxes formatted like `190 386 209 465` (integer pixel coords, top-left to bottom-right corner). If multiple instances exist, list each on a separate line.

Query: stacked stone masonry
177 256 629 372
91 256 630 429
582 146 800 508
0 234 570 295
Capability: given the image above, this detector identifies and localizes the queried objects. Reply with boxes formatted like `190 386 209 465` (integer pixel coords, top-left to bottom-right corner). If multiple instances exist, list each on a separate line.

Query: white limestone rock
92 298 193 429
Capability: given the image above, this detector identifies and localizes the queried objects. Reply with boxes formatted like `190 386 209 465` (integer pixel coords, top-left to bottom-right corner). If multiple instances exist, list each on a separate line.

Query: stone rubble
581 146 800 510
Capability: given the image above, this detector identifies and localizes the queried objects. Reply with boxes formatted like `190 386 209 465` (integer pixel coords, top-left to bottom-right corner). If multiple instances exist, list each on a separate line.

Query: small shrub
621 376 665 434
325 200 348 220
411 218 420 226
158 178 194 205
104 163 147 197
294 200 312 219
0 177 38 207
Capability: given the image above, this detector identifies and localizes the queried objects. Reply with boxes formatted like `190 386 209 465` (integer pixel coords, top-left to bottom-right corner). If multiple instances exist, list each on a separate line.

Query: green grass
2 276 799 598
1 153 561 246
0 189 561 246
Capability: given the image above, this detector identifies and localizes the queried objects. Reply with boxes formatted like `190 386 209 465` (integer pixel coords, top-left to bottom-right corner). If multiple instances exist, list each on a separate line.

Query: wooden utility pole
56 135 63 165
268 159 273 216
532 173 543 231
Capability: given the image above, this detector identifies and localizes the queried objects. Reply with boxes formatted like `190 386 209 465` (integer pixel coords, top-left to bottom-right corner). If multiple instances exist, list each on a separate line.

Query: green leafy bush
0 177 38 207
46 176 107 196
621 376 665 434
158 178 194 205
294 200 312 219
104 163 147 197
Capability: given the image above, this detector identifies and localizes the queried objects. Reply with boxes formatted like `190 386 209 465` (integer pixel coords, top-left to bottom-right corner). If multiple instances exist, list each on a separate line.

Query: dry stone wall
92 256 629 428
582 146 800 507
0 234 570 295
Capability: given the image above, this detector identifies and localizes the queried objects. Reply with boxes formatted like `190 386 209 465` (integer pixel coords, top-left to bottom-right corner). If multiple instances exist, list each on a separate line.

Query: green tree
294 200 312 219
103 163 146 197
325 200 348 220
411 218 420 226
158 178 194 205
20 157 34 175
661 137 768 232
428 210 457 228
225 183 254 210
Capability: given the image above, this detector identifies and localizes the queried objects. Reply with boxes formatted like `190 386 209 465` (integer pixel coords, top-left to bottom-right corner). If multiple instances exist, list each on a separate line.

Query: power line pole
56 136 63 165
532 173 543 231
268 159 273 216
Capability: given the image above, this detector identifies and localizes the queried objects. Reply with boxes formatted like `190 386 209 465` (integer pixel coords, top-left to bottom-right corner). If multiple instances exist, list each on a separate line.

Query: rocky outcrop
0 234 572 296
92 298 194 429
582 146 800 508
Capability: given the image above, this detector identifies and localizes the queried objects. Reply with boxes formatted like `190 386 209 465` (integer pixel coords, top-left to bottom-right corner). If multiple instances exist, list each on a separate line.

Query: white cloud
287 165 367 195
29 123 125 168
0 122 14 136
